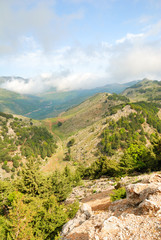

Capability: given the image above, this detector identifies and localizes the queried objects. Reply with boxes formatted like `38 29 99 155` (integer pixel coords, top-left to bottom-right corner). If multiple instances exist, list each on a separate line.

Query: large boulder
100 216 122 238
126 183 161 206
61 203 93 236
126 175 161 215
148 174 161 183
138 199 161 214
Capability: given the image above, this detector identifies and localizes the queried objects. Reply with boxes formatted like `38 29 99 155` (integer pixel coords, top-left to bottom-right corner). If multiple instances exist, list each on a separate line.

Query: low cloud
1 70 108 94
0 43 111 93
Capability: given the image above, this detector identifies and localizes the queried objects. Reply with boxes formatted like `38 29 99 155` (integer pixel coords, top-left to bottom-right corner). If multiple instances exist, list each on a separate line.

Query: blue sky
0 0 161 93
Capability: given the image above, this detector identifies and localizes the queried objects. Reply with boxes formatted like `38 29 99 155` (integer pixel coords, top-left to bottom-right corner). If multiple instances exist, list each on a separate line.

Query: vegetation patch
110 187 126 202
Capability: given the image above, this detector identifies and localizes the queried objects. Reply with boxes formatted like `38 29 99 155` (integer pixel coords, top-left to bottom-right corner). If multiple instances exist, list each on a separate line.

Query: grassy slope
42 93 131 165
0 88 44 116
43 82 161 167
43 93 125 139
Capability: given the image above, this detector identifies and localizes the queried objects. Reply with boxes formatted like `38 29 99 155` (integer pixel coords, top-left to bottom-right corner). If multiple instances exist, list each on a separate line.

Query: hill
0 78 139 119
42 90 161 171
44 93 129 138
36 81 138 118
122 78 161 101
1 80 161 239
0 87 44 117
0 112 57 179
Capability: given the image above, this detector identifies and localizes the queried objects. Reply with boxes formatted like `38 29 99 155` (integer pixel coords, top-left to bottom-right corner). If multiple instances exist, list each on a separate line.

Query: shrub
13 160 19 168
11 167 15 172
57 121 62 127
110 187 126 202
67 138 75 147
2 164 10 173
66 201 79 219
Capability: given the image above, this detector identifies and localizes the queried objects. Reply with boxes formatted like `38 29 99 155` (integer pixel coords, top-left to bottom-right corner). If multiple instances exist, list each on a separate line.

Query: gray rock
126 183 161 206
139 199 161 214
61 203 93 236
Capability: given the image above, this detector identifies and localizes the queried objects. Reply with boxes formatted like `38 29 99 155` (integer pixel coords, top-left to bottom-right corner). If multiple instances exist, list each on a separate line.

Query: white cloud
1 24 161 93
0 43 111 93
0 0 161 96
116 33 144 44
146 20 161 37
109 41 161 83
0 0 82 55
108 20 161 83
1 77 46 94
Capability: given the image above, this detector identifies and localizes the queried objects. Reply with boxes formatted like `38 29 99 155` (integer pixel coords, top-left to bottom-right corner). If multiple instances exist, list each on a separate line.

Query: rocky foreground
61 173 161 240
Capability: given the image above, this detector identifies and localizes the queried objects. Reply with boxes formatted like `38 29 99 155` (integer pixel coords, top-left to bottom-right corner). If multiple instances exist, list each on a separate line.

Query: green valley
0 79 138 120
1 79 161 239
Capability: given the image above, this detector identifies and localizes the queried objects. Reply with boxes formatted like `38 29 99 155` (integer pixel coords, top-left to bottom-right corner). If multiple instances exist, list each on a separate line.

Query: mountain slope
0 77 139 119
43 91 161 168
46 93 129 139
0 112 57 179
0 87 43 116
122 78 161 101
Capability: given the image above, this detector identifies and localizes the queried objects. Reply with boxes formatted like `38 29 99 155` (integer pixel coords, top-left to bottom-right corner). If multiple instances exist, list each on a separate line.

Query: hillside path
41 119 67 172
81 189 113 211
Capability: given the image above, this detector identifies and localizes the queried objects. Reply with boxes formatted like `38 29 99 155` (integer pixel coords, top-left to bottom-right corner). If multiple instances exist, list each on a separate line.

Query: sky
0 0 161 93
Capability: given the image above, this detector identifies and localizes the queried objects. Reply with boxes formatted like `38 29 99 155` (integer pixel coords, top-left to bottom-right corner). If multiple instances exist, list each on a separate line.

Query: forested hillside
45 92 161 178
0 112 82 239
81 101 161 179
1 80 161 239
0 112 57 179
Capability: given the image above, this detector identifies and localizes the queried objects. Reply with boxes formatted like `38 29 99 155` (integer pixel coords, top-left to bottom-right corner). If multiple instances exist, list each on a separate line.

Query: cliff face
61 173 161 240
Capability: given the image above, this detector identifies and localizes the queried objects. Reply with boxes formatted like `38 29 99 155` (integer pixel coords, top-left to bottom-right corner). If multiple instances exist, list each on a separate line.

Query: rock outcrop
126 179 161 215
62 204 93 236
61 173 161 240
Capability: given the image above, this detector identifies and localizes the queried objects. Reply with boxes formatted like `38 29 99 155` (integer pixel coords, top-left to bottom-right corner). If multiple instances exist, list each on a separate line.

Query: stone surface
126 182 161 206
149 174 161 183
61 173 161 240
61 203 93 236
138 199 160 214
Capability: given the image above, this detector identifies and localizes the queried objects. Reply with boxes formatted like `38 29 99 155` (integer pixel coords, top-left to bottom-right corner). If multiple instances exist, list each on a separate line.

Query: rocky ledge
61 174 161 240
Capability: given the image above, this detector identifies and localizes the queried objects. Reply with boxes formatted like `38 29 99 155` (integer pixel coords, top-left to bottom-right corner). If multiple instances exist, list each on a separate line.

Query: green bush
57 121 62 127
110 187 126 202
13 160 19 168
67 138 75 147
66 201 79 219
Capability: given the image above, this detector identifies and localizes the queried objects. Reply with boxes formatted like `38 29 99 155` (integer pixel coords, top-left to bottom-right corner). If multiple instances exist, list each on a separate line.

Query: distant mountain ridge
0 76 29 85
0 77 140 119
122 78 161 101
